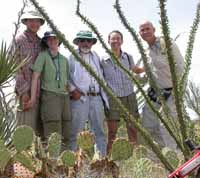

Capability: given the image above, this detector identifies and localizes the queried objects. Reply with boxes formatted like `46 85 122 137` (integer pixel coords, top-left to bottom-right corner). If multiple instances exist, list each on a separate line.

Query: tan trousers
16 99 40 135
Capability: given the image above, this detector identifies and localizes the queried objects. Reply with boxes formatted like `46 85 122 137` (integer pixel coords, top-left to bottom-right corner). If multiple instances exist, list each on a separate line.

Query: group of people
14 10 184 157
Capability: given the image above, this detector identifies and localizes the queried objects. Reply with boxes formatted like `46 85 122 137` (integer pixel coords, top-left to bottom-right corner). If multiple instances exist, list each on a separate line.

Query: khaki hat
21 11 45 25
73 30 97 45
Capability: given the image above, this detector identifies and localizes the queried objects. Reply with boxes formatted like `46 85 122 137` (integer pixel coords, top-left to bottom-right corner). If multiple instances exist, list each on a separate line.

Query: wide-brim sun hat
21 11 45 25
73 30 97 45
41 31 61 45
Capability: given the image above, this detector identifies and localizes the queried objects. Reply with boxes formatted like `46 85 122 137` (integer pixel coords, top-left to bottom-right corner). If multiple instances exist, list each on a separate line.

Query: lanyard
48 50 61 88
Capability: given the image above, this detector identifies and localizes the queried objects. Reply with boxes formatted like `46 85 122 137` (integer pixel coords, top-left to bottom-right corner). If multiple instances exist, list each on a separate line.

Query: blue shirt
101 51 135 97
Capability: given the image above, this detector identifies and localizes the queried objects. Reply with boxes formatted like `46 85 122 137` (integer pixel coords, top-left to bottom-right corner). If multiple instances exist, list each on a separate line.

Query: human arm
132 66 145 74
25 72 41 109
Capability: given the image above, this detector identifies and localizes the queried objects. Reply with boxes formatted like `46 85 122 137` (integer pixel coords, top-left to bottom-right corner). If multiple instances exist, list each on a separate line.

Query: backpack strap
124 52 131 70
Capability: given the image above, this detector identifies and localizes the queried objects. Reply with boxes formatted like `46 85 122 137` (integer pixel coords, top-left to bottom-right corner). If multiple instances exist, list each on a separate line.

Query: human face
25 19 42 33
108 32 123 51
139 22 156 46
46 36 59 51
77 38 93 53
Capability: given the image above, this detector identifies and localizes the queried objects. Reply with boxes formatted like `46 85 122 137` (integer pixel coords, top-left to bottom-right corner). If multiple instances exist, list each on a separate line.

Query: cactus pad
60 150 76 167
134 158 153 177
12 126 34 152
0 148 11 171
134 145 148 159
13 152 34 171
111 138 133 161
48 132 62 159
162 147 179 168
77 131 94 151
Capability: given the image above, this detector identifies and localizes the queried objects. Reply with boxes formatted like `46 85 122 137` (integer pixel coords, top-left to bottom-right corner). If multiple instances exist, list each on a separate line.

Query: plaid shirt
101 51 135 97
13 31 41 96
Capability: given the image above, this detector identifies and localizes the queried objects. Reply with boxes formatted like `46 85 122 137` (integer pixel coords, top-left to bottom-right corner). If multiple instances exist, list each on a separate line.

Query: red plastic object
168 152 200 178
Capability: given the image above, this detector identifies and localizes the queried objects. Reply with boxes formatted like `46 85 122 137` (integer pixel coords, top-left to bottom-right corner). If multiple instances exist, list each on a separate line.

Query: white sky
1 0 199 84
1 0 200 117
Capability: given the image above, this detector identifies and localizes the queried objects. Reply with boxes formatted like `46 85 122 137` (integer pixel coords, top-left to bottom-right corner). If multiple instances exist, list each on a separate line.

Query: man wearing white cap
13 11 45 135
69 30 108 156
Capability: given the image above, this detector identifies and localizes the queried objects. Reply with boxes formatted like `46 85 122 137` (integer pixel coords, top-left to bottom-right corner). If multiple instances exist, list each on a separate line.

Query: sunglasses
78 39 93 43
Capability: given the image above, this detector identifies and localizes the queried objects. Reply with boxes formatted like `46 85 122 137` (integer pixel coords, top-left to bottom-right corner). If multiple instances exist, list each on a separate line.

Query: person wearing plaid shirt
101 30 144 154
13 11 45 134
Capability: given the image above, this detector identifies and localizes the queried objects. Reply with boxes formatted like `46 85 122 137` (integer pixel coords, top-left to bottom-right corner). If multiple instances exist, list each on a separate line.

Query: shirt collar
24 31 40 43
149 37 161 50
104 50 126 61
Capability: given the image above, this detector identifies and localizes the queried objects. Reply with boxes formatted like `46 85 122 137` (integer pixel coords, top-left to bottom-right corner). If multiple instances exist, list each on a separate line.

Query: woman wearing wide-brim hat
27 31 71 149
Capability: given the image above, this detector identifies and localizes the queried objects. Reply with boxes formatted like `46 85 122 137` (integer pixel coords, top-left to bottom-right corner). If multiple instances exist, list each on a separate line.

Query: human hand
21 93 31 111
66 83 70 92
71 89 82 100
24 98 36 110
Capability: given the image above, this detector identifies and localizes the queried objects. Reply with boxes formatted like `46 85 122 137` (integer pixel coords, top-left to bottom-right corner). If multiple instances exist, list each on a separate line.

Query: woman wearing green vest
27 31 71 149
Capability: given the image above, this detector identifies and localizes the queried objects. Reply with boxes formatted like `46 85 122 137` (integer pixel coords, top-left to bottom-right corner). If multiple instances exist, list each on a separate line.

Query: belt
84 92 100 96
163 88 172 91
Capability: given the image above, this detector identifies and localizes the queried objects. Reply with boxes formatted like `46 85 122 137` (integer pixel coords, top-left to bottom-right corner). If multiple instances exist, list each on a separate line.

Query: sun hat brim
73 37 97 45
41 33 62 45
21 13 45 25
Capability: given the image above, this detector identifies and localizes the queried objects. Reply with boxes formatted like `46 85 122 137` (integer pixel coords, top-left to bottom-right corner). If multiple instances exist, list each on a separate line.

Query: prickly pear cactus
111 138 133 161
48 132 62 159
77 131 95 159
133 158 153 178
0 147 11 171
77 131 94 150
12 126 34 152
134 145 148 159
151 165 166 178
13 152 34 171
162 147 179 168
60 150 76 167
34 136 46 159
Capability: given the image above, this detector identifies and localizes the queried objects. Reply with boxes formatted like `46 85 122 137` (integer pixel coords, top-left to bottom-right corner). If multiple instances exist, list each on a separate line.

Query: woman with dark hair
27 31 71 149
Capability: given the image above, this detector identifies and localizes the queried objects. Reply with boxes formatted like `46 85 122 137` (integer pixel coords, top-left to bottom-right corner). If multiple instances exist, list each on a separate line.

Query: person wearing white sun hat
13 10 45 136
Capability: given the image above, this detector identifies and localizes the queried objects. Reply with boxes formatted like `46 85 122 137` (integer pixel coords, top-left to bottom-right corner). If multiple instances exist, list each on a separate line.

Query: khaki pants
40 90 71 149
16 98 40 134
106 92 139 154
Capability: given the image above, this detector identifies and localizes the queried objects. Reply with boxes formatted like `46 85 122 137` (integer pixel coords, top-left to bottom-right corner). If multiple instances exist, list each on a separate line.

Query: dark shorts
106 92 139 121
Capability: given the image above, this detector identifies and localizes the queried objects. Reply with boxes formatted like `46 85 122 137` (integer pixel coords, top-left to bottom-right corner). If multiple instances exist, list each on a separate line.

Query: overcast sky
0 0 200 84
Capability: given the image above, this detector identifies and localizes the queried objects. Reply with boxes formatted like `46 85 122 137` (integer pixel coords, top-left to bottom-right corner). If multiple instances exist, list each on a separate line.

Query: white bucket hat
21 11 45 25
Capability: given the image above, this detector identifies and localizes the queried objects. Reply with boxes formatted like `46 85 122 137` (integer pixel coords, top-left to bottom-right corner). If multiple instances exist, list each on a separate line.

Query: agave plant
0 41 25 86
0 41 26 146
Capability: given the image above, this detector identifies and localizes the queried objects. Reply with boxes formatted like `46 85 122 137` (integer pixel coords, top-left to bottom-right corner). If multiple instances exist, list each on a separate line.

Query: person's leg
43 120 62 139
161 95 178 150
126 121 137 144
106 120 118 154
141 102 165 147
16 97 39 132
40 91 62 139
89 96 106 156
62 94 72 150
69 97 89 151
122 93 139 144
105 96 121 155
